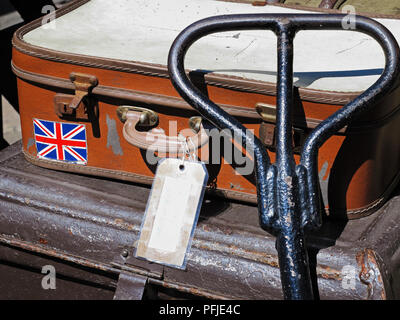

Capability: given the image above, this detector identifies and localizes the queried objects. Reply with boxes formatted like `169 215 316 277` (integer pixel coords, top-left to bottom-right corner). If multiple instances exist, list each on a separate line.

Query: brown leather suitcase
11 0 400 218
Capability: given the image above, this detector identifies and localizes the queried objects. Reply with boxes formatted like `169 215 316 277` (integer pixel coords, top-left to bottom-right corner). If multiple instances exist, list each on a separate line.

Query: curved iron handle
168 14 400 299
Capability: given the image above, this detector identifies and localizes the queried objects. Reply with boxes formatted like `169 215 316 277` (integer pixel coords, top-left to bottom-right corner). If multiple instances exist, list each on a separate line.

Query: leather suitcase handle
122 110 209 154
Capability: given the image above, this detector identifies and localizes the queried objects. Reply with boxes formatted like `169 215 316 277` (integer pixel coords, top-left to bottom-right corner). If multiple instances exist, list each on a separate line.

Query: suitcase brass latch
69 72 98 110
116 106 158 126
256 102 307 153
54 72 98 119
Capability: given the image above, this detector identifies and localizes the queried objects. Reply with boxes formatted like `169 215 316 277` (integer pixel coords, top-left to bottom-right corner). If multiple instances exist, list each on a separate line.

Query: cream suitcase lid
23 0 400 93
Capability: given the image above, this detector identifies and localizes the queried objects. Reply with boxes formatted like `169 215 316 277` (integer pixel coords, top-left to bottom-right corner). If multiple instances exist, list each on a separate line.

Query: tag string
180 136 197 166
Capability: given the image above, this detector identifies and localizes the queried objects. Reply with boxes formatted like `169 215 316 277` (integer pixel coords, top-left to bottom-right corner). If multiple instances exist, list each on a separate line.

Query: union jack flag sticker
33 119 88 165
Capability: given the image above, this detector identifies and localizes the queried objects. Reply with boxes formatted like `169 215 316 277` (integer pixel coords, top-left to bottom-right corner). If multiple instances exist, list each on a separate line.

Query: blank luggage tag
135 154 208 269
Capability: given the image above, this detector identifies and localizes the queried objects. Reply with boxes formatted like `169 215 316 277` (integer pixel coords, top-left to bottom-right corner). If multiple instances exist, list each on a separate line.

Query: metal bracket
111 244 164 280
111 245 165 299
113 271 148 300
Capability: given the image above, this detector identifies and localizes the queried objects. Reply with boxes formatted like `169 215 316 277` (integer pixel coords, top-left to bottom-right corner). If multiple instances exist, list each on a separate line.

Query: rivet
121 249 129 258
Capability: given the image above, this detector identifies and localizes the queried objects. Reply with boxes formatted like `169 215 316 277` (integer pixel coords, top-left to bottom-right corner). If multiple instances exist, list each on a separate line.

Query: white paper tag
135 158 208 269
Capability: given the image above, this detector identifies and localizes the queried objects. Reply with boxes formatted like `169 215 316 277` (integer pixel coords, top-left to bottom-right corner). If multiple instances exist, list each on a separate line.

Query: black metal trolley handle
167 14 400 300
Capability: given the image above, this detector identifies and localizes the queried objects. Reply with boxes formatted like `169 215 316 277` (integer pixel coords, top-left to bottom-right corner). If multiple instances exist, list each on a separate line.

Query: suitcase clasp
256 102 307 153
69 72 98 110
54 72 98 119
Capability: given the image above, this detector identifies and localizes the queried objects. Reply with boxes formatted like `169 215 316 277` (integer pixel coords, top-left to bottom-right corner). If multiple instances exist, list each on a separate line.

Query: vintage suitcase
11 0 400 219
0 141 400 300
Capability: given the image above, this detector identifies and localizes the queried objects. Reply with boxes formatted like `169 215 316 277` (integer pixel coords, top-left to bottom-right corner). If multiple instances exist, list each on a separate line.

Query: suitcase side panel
13 47 400 217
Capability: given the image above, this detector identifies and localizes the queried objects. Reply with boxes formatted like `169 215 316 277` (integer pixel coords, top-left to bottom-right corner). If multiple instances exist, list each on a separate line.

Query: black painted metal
167 14 400 299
